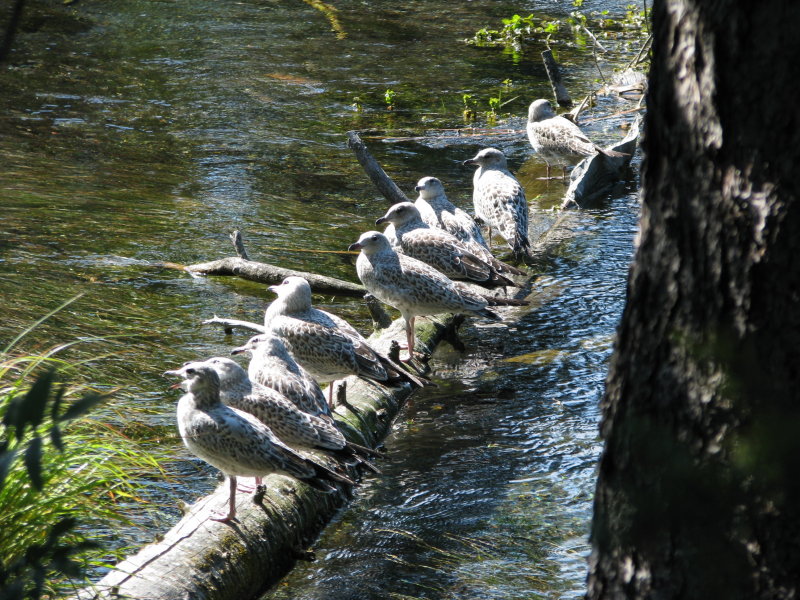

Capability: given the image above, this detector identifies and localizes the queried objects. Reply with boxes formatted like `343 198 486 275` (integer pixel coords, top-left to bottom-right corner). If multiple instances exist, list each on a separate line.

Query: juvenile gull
263 276 426 404
202 356 380 472
349 231 527 360
526 98 625 178
413 177 526 277
375 201 514 289
463 147 532 263
232 333 331 419
164 363 352 523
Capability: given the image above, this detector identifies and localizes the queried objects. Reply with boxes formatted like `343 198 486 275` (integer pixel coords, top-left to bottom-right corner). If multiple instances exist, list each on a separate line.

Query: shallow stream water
0 0 643 597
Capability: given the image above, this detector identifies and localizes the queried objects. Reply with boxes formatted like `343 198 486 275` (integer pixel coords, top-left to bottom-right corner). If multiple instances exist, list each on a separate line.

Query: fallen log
542 48 572 108
183 230 364 298
73 133 546 600
562 114 641 209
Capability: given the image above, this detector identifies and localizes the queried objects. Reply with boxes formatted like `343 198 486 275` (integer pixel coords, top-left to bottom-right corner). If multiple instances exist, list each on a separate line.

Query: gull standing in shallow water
349 231 527 360
463 147 532 263
164 363 352 523
375 201 514 289
200 357 380 472
263 276 426 405
526 98 626 178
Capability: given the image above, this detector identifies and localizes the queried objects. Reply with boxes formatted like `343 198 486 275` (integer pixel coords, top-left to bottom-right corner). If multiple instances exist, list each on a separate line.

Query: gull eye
371 235 379 241
186 368 196 375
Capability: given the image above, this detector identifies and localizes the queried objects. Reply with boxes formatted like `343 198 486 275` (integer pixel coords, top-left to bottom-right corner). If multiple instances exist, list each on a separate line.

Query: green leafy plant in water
0 299 165 598
351 95 363 112
384 88 397 110
462 93 477 121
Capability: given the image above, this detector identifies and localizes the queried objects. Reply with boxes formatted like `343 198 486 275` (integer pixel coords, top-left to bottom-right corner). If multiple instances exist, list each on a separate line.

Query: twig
581 25 607 53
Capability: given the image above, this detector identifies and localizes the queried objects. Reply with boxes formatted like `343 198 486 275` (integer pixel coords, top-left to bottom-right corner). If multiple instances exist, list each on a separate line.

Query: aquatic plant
0 301 165 597
384 88 397 110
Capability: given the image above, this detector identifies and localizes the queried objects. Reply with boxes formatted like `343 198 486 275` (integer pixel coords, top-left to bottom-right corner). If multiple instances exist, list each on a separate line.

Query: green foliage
0 306 165 598
384 88 397 110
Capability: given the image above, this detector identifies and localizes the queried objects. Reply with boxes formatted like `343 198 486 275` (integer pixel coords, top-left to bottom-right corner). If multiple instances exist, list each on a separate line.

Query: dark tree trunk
587 2 800 599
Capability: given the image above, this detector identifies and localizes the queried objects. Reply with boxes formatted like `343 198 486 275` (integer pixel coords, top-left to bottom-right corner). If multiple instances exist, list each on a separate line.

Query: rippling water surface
1 0 643 596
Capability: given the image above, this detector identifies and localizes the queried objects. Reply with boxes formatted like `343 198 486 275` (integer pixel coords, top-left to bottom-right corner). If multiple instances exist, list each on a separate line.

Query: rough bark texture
588 2 800 599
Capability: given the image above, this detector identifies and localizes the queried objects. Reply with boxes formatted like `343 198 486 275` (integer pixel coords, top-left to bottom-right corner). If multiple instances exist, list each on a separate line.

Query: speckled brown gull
232 333 331 419
463 147 532 263
201 356 380 472
526 98 625 178
376 201 514 289
263 276 426 404
413 176 526 277
163 363 352 523
349 231 527 360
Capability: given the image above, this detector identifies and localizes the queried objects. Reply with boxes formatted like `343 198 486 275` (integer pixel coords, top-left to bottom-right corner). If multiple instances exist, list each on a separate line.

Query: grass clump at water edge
0 298 165 598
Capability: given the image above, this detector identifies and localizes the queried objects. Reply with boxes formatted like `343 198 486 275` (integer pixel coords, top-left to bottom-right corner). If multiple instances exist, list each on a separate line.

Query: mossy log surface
73 316 457 600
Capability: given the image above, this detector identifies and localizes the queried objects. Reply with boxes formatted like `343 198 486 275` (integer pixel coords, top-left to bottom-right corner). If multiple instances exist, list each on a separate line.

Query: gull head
348 231 394 255
375 202 422 228
528 98 557 123
414 176 445 200
463 147 508 169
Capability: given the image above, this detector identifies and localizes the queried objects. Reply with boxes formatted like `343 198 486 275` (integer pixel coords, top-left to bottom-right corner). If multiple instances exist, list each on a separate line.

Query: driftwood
346 130 411 205
185 254 364 298
562 115 641 209
542 49 572 108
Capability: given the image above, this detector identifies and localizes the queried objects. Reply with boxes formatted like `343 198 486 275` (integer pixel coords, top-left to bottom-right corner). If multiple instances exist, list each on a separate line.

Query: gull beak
463 158 476 167
348 242 362 251
230 345 246 355
163 368 182 377
375 216 388 226
414 185 423 192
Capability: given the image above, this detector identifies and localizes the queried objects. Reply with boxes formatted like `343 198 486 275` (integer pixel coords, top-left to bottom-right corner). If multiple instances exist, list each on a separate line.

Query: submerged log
542 49 572 108
562 115 641 209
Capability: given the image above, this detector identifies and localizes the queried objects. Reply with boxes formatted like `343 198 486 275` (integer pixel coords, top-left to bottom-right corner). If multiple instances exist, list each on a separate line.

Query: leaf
60 392 106 421
50 424 64 452
48 518 77 543
9 369 56 439
50 383 66 422
24 436 44 491
0 447 17 491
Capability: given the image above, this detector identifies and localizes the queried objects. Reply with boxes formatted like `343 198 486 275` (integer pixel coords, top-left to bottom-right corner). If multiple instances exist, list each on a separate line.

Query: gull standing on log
164 363 352 523
413 177 526 277
526 98 626 178
376 202 514 289
263 276 426 405
349 231 527 360
463 147 532 263
200 357 380 472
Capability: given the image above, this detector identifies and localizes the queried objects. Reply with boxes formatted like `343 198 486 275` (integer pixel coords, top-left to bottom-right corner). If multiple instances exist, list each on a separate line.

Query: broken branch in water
346 130 410 205
541 48 572 108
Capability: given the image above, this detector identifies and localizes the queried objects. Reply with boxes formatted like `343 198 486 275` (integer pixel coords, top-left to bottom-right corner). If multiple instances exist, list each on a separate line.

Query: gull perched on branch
263 276 426 405
463 147 532 264
376 202 514 289
349 231 527 360
164 363 352 523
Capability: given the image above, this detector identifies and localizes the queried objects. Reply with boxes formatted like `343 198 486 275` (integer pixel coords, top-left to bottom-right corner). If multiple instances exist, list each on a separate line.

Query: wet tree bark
587 2 800 599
